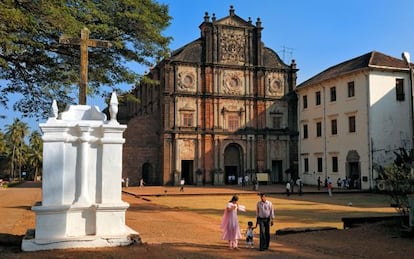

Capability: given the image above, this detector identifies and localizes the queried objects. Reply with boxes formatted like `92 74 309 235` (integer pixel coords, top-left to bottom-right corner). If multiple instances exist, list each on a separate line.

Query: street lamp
402 51 414 145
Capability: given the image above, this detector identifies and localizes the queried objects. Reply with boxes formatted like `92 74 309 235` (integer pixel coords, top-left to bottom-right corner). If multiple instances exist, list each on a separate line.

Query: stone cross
59 27 112 105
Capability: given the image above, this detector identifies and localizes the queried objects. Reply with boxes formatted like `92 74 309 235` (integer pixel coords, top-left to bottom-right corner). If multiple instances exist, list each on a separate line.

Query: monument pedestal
22 100 138 251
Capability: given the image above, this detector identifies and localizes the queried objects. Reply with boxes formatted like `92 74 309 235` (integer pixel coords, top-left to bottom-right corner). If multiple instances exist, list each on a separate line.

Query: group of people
285 177 303 196
220 193 275 251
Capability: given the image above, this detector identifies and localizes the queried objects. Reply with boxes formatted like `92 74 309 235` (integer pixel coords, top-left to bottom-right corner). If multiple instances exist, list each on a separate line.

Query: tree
0 0 171 118
0 130 7 155
0 130 10 177
379 148 414 227
27 130 42 181
5 118 29 180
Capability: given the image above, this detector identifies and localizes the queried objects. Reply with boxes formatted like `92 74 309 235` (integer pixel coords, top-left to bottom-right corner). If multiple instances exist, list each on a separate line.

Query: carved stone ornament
177 70 196 91
267 74 284 96
178 139 195 159
220 30 245 64
223 71 243 95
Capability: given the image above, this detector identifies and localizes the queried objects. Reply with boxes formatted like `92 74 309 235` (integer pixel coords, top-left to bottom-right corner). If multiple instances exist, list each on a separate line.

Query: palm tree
28 131 43 181
5 119 29 180
0 130 7 155
0 130 10 177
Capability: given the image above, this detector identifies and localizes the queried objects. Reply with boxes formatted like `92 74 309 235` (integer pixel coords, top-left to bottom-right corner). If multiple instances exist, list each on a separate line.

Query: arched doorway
346 150 361 189
142 163 156 185
224 143 243 185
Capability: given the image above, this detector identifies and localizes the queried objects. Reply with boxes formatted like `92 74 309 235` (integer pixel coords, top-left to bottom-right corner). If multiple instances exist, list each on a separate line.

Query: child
245 221 256 248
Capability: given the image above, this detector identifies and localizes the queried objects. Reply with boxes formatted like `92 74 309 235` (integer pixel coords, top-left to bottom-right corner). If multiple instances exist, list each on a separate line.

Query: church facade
120 7 299 185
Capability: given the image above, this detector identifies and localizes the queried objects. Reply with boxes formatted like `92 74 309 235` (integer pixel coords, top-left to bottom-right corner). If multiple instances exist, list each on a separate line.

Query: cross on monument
59 27 112 105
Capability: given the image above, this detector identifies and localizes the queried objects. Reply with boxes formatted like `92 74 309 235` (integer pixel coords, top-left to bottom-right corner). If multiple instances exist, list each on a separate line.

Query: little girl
245 221 256 248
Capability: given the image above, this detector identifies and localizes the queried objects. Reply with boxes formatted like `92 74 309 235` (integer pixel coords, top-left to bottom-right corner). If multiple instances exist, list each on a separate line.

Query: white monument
22 92 139 251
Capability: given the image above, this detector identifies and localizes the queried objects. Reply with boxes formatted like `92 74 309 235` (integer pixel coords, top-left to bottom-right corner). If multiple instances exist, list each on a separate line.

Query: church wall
123 114 161 185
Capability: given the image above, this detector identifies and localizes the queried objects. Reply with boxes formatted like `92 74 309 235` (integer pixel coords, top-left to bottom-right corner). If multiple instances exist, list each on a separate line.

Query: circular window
183 75 193 86
273 80 281 89
229 77 239 88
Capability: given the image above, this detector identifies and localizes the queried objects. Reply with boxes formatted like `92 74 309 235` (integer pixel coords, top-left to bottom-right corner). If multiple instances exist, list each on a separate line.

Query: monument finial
204 12 210 22
229 5 235 16
256 17 262 28
51 100 58 119
109 91 119 123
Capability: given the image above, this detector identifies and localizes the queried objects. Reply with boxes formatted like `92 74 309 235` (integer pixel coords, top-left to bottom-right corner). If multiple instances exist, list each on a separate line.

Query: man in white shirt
256 193 275 251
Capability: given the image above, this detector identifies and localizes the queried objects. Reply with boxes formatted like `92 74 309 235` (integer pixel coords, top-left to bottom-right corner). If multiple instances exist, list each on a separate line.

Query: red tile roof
298 51 410 88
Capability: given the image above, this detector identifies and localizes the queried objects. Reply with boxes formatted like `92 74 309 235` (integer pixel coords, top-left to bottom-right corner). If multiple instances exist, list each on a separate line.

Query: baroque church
120 6 299 185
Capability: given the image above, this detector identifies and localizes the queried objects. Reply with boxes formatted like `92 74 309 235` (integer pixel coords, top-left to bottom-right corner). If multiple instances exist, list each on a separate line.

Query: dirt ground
0 182 413 259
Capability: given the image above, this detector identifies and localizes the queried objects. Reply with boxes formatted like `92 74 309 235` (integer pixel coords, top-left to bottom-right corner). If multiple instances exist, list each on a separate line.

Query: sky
1 0 414 132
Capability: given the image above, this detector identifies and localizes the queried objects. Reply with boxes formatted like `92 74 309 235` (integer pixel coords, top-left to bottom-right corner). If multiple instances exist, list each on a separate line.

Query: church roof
164 6 289 69
170 39 203 63
298 51 410 88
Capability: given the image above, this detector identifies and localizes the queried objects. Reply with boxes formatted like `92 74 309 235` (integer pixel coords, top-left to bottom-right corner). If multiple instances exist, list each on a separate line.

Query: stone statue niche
21 92 139 251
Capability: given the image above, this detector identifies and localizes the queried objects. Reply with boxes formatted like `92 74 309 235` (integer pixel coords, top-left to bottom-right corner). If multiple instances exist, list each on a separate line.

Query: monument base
21 226 140 251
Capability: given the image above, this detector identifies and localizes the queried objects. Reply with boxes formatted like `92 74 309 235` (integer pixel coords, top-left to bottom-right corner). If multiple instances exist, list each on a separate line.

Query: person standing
285 181 291 196
139 178 144 189
256 193 275 251
327 177 333 196
221 195 243 249
179 178 185 192
296 178 303 196
317 176 321 190
245 221 257 248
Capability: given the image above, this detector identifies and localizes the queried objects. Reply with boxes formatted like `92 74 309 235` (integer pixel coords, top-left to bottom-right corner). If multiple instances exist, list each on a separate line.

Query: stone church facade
120 7 298 185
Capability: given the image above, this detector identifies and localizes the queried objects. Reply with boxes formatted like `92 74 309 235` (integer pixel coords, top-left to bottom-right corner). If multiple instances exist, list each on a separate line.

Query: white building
296 51 413 190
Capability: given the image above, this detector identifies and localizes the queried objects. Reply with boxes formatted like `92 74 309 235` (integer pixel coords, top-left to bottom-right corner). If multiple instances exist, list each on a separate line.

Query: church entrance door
224 143 243 185
181 160 194 185
346 150 361 189
142 163 156 185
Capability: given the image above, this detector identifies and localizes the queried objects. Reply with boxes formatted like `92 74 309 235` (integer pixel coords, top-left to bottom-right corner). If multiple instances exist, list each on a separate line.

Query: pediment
215 15 254 28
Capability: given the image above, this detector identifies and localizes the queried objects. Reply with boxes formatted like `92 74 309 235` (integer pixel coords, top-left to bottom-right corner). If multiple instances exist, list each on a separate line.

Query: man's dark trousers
257 217 270 250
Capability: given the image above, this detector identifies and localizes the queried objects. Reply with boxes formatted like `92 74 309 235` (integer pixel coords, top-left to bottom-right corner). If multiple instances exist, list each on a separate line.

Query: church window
303 95 308 109
348 81 355 97
315 91 321 105
228 114 240 131
331 119 337 135
316 121 322 137
330 87 336 102
303 124 308 139
332 156 338 172
182 113 193 127
304 158 309 172
317 157 323 172
272 116 282 129
396 78 405 101
348 115 356 133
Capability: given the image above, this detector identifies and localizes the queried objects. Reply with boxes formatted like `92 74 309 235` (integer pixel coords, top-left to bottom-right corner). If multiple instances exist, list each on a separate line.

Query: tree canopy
0 0 171 118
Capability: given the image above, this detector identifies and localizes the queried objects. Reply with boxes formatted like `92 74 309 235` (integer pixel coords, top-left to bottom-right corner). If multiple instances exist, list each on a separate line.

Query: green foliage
28 130 42 181
0 124 43 181
0 0 171 118
380 148 414 217
5 118 29 180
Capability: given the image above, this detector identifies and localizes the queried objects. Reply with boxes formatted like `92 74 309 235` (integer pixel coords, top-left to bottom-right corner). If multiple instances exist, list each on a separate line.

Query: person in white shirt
256 193 275 251
286 181 291 196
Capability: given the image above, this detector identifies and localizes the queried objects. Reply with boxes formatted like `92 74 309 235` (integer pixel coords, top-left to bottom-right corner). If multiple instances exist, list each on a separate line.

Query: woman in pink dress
221 195 244 249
